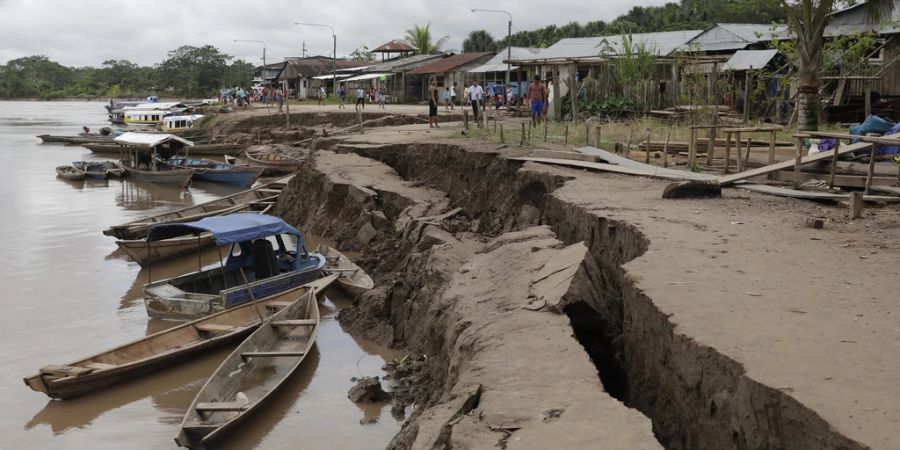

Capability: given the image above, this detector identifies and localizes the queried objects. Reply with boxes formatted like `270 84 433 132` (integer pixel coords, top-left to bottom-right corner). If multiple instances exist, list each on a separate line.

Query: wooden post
767 129 776 180
521 122 526 146
829 140 840 188
706 126 717 166
724 131 732 174
527 123 532 143
464 109 469 130
688 127 696 168
744 138 752 171
358 110 364 134
570 66 578 124
849 192 864 219
543 121 548 142
500 124 505 143
794 136 803 189
585 124 590 145
564 124 569 145
864 82 872 117
662 128 671 168
595 126 601 148
645 128 652 164
625 128 634 157
493 118 497 134
864 143 877 195
743 66 752 124
734 132 742 172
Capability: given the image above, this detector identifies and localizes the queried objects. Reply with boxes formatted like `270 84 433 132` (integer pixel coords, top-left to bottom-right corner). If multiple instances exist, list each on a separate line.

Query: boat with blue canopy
142 213 325 321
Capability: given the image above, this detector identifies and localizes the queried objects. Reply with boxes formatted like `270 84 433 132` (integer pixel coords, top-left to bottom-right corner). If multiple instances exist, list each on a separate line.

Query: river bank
244 110 897 449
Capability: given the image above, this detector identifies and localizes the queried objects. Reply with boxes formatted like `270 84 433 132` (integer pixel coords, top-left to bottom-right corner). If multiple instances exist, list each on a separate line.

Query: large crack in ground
274 138 872 450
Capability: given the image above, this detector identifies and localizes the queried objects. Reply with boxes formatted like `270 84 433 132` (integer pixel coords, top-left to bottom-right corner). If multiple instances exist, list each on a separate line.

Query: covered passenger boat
114 132 195 187
142 213 325 321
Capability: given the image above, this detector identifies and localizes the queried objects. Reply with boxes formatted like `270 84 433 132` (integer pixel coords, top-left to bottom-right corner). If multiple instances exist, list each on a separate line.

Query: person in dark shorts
428 78 439 128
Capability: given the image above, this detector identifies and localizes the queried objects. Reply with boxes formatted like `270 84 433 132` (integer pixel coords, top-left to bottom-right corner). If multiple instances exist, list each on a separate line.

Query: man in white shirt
449 83 457 110
355 87 365 111
468 81 484 125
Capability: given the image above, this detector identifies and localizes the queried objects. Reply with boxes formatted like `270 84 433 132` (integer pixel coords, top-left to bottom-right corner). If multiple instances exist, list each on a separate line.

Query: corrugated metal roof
409 52 495 74
114 132 194 148
363 54 445 73
372 40 417 52
683 24 790 52
723 49 778 71
280 57 368 79
512 30 702 62
468 47 541 72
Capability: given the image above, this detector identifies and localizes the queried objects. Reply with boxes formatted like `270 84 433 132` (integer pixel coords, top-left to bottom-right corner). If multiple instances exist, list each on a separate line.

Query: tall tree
157 45 232 97
463 30 498 52
404 23 449 54
786 0 894 130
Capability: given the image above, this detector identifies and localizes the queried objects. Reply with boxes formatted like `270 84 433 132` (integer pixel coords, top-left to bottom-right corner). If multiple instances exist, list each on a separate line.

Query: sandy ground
316 116 899 448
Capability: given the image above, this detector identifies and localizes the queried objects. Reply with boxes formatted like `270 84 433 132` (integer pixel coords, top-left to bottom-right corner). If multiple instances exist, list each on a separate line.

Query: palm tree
404 23 449 54
787 0 894 131
463 30 498 53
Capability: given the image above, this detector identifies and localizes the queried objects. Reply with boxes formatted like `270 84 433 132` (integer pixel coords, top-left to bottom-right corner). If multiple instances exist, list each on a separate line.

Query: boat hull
319 245 374 297
187 167 263 188
124 166 193 188
103 177 289 240
144 257 326 321
56 165 85 180
23 277 335 400
176 290 320 448
117 233 217 267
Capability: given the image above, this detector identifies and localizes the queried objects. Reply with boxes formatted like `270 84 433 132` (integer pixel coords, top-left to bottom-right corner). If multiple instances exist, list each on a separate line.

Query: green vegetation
404 23 449 54
496 0 789 48
463 30 498 53
0 45 252 99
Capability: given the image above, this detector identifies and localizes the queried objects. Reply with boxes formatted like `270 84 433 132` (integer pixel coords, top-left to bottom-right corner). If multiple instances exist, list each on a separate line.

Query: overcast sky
0 0 671 67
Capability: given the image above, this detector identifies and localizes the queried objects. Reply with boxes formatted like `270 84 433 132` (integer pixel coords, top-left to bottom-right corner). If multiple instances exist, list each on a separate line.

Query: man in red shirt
526 75 547 126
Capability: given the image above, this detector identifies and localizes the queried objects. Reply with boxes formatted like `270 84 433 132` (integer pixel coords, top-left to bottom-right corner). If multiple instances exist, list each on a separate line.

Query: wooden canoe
102 175 291 240
23 275 337 400
176 289 320 448
56 165 86 181
225 151 304 175
117 233 217 267
124 165 193 188
317 245 374 298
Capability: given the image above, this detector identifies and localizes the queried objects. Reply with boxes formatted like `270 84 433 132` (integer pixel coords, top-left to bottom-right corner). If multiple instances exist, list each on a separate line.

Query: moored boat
168 156 264 188
225 150 304 175
176 289 320 449
56 165 85 180
102 176 289 240
116 132 195 188
23 276 336 400
117 232 217 267
143 213 326 321
72 160 126 179
318 245 374 297
162 114 204 133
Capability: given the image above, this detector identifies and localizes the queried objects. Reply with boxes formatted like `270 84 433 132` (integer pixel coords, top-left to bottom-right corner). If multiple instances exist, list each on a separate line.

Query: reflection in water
25 348 232 435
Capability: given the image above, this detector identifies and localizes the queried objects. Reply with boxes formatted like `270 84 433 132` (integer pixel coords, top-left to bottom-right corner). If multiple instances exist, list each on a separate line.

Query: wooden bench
194 323 239 333
240 351 305 360
271 320 316 327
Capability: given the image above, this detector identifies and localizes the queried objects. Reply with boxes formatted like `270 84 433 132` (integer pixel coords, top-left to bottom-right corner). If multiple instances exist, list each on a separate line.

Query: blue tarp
147 213 301 245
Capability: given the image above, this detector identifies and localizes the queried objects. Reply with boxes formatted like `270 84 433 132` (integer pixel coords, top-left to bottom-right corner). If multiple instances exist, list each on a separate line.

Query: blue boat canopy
147 213 302 245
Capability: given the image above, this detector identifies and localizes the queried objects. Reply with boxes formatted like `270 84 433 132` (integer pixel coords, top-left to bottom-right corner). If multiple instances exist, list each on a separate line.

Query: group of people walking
337 86 387 111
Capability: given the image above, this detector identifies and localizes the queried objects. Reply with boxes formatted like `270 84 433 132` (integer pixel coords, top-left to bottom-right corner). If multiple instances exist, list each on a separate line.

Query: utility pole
295 22 338 96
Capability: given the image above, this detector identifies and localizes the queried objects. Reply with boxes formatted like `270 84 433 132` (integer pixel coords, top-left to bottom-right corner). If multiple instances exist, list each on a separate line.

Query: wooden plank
737 184 900 202
575 146 718 180
529 149 600 163
718 142 873 186
769 169 900 188
271 319 317 327
513 156 715 181
196 402 250 412
241 351 306 359
870 185 900 196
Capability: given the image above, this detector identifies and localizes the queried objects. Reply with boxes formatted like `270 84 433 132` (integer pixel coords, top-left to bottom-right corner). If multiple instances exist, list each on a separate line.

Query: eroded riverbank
264 117 897 450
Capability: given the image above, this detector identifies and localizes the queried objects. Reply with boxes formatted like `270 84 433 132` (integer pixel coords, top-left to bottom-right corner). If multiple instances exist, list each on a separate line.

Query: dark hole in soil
565 301 629 403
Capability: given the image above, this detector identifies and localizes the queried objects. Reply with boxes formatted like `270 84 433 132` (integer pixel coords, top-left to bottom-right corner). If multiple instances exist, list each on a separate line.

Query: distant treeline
0 45 253 100
464 0 789 51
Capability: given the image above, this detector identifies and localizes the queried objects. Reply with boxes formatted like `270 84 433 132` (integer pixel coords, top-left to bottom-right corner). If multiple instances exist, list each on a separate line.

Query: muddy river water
0 101 402 449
